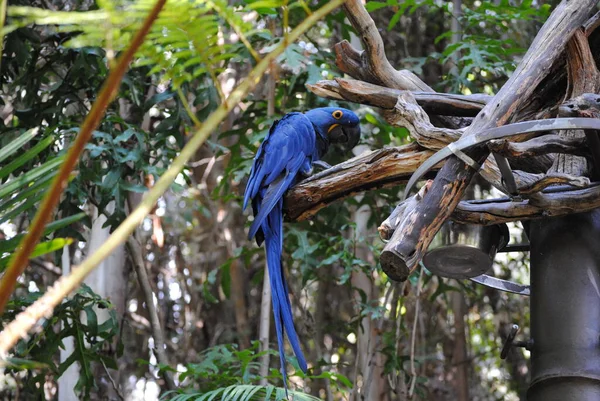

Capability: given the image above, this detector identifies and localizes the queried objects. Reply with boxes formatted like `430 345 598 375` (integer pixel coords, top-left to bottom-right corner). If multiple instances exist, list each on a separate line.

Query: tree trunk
84 203 127 399
350 203 386 401
58 246 78 401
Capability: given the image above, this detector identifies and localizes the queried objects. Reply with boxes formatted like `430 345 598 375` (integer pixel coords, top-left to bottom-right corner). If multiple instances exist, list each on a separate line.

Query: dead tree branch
307 78 489 117
377 184 600 230
514 171 590 195
380 0 598 281
337 1 431 91
284 143 435 221
488 135 588 158
381 92 463 149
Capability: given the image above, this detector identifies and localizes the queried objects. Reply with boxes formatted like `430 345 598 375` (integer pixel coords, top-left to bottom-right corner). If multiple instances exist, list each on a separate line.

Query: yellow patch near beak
328 123 340 133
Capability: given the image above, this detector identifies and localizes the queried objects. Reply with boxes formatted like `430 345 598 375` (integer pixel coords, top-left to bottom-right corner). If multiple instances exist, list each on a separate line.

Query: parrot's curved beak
328 124 361 151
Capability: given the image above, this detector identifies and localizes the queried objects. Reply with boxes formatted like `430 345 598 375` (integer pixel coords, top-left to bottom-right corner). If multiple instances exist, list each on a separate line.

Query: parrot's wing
244 114 316 240
243 119 279 211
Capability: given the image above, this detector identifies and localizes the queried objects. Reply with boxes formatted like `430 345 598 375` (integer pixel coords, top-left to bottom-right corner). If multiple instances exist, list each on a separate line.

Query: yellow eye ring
332 110 343 119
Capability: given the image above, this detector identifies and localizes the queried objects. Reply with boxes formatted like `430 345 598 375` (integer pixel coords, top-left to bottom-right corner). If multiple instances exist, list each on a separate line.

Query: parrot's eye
332 110 343 119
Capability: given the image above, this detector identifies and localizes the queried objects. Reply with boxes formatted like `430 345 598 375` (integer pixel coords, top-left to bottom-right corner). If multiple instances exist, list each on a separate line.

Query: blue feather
263 198 307 392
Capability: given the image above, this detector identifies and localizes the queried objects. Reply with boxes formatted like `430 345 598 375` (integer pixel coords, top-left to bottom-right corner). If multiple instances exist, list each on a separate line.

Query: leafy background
0 0 548 399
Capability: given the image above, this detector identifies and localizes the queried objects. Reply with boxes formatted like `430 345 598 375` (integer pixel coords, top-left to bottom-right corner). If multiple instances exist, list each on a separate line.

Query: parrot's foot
313 160 332 170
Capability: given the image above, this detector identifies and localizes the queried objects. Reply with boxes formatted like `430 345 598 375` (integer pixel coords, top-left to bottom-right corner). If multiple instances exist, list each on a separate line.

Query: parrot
243 107 360 390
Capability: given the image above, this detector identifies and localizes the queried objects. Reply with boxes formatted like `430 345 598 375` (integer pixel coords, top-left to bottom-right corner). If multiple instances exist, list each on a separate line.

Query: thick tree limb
378 181 433 244
488 135 588 158
338 0 463 131
380 92 463 149
550 29 600 178
334 8 431 92
455 185 600 225
378 184 600 231
380 0 598 281
307 78 489 117
514 171 590 195
284 143 435 221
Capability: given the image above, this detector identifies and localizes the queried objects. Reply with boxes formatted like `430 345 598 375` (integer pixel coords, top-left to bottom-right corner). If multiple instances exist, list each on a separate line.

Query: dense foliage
0 0 549 399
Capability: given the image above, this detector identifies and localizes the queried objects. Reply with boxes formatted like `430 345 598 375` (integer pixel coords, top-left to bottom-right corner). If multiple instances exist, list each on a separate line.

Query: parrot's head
305 107 361 151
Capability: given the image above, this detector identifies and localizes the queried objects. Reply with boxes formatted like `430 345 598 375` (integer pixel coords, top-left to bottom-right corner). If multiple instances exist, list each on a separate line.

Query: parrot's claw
313 160 332 170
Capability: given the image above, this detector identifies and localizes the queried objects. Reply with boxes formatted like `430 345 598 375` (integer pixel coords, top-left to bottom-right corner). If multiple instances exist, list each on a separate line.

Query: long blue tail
263 198 307 390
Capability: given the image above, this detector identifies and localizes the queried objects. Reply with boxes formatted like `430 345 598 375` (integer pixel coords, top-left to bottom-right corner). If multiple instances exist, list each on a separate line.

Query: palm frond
0 128 83 263
5 0 274 89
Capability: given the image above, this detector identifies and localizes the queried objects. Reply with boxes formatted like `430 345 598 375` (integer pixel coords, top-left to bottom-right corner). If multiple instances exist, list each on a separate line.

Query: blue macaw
243 107 360 389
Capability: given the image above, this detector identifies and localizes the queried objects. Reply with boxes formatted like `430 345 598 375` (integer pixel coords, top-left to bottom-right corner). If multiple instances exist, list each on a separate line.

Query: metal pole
528 211 600 400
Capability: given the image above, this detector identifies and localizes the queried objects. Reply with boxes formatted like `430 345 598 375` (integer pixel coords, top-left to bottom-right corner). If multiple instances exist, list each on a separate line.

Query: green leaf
0 172 55 214
0 190 46 225
113 129 135 144
365 2 388 12
0 134 55 180
0 238 74 269
0 213 85 255
388 11 402 30
246 0 284 10
0 155 64 200
84 305 98 338
0 128 40 165
2 357 51 370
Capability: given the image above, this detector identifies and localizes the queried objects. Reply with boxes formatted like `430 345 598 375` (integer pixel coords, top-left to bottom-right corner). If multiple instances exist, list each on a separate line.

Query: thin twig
127 236 176 391
408 267 424 398
0 0 168 314
177 88 202 128
0 0 348 358
100 358 125 401
212 3 261 63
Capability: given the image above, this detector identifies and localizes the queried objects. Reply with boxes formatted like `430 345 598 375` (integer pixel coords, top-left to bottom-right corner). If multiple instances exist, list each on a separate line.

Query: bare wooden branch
453 185 600 225
333 28 430 91
514 171 590 195
380 0 598 281
379 183 600 231
584 10 600 35
382 92 463 149
284 143 435 221
337 1 466 130
307 78 489 117
551 30 600 179
488 135 588 158
378 181 433 242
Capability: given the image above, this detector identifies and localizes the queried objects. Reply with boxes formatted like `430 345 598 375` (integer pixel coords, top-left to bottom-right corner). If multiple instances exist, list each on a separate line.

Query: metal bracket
500 324 532 359
493 153 521 200
470 274 530 296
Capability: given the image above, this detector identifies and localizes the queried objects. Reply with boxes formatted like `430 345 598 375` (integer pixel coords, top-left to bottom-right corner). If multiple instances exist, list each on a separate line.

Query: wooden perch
488 135 588 158
514 171 590 195
333 14 431 92
379 184 600 232
380 0 598 281
454 185 600 225
381 92 463 150
307 78 489 117
549 29 600 179
378 180 433 241
284 143 435 221
337 0 463 131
